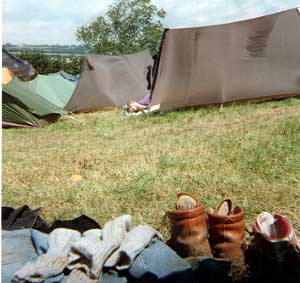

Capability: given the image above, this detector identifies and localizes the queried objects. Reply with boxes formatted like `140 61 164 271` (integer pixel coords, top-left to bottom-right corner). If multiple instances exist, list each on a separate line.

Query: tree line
18 51 83 75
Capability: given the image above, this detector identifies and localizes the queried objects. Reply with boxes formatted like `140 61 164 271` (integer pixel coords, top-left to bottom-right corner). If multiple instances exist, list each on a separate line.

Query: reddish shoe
253 212 299 247
166 193 211 258
246 212 300 282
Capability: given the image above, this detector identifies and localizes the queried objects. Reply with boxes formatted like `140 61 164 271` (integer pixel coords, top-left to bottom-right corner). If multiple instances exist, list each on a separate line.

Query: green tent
24 74 75 109
49 71 79 84
2 77 68 128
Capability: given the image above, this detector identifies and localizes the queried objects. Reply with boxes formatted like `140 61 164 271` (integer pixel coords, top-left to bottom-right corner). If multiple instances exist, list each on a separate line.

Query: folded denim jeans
127 239 193 283
2 229 63 283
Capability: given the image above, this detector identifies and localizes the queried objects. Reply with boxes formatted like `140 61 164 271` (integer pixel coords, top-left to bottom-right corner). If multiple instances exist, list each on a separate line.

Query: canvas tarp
150 8 300 111
65 50 153 112
2 77 68 128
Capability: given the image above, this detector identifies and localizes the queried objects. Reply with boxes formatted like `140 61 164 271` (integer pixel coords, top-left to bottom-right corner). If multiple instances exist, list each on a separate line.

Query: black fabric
2 206 14 220
186 258 232 283
39 215 101 234
146 65 152 90
2 206 101 233
2 205 48 231
149 29 169 100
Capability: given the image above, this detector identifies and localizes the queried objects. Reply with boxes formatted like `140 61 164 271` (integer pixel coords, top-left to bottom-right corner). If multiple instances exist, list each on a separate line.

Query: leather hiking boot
245 212 300 282
166 193 211 258
207 199 245 261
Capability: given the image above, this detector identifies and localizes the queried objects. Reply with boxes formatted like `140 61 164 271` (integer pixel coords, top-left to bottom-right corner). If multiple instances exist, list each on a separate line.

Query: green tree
76 0 166 55
63 56 83 75
18 50 51 74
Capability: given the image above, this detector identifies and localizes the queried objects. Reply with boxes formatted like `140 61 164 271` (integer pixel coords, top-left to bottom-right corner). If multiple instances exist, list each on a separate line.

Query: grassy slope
2 98 300 236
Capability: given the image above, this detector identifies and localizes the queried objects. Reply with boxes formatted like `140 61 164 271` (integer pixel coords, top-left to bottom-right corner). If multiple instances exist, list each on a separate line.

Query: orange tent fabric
2 68 13 85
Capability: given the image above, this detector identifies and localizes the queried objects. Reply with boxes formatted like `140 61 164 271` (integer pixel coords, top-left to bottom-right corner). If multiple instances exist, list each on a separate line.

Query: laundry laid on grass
3 214 219 283
2 196 300 283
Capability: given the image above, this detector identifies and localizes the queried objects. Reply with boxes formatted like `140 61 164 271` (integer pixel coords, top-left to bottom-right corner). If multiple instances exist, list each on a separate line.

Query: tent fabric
2 77 68 128
2 68 13 85
2 93 46 128
150 8 300 112
49 71 79 84
26 75 76 109
65 50 153 113
2 49 36 81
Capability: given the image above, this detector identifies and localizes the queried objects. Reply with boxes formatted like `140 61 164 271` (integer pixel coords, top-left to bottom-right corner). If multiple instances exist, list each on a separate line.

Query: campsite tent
2 50 71 128
49 71 79 84
150 8 300 112
2 77 68 128
25 75 76 109
65 50 153 112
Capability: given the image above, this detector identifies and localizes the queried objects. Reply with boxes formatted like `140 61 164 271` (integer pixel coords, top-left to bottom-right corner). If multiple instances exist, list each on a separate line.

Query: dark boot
207 199 245 261
166 193 211 258
245 212 300 283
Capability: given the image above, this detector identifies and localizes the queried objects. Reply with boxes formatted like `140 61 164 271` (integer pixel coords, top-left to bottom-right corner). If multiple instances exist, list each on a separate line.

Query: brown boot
207 199 245 261
166 193 211 258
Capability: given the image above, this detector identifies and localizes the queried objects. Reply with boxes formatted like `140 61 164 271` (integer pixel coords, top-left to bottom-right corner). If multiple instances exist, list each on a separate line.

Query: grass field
2 98 300 237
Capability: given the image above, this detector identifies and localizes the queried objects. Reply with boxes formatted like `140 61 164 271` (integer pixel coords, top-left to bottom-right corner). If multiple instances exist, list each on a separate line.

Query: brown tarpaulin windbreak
150 8 300 111
65 50 153 112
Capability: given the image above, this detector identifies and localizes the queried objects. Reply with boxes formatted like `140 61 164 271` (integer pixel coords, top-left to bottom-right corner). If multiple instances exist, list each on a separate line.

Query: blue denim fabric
127 239 193 283
2 229 63 283
101 271 128 283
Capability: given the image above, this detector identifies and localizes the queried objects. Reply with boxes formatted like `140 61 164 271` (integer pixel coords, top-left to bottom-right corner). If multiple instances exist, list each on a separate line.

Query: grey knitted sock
90 215 132 279
68 215 132 280
105 225 163 270
68 229 102 268
102 215 132 242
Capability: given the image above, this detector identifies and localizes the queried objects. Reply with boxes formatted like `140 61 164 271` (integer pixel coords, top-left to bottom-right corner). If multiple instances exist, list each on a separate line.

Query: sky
2 0 300 45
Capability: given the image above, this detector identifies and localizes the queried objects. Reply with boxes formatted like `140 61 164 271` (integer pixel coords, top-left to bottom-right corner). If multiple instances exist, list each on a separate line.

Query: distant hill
2 44 91 56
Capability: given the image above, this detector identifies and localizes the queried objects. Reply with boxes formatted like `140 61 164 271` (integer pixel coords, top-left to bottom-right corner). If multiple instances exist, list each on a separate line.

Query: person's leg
137 94 151 106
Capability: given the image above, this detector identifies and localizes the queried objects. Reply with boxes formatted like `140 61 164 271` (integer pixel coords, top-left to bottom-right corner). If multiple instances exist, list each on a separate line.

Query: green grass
2 98 300 237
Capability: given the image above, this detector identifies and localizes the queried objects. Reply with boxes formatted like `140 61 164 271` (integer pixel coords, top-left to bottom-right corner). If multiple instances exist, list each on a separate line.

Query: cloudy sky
3 0 299 45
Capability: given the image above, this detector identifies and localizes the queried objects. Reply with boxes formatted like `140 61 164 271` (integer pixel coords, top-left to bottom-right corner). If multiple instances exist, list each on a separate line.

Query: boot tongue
176 194 198 210
215 199 232 216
